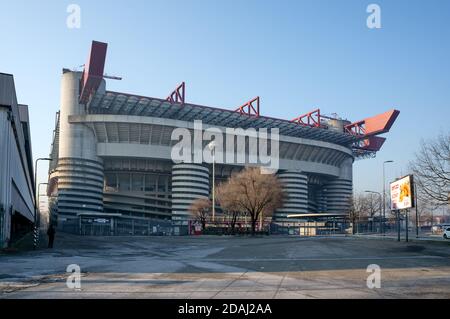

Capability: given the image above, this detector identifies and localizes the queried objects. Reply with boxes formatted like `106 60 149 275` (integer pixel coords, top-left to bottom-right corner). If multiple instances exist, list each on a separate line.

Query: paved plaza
0 234 449 299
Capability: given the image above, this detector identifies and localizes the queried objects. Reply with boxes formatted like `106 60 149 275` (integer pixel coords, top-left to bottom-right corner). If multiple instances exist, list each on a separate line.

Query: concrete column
56 71 104 231
324 157 353 214
171 163 210 235
274 170 309 222
316 188 327 213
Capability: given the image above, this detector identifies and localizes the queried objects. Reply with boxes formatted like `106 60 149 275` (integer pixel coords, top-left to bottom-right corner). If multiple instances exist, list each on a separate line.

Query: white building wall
59 71 99 160
0 108 35 248
56 71 104 228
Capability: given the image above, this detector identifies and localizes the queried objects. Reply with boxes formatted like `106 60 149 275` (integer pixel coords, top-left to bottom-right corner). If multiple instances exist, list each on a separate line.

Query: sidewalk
0 231 48 255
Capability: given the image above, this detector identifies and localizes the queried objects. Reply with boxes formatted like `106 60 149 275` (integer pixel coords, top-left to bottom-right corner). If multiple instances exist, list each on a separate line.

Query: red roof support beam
79 41 108 105
291 109 321 128
345 120 366 136
235 96 260 117
345 109 400 137
166 82 185 104
364 109 400 135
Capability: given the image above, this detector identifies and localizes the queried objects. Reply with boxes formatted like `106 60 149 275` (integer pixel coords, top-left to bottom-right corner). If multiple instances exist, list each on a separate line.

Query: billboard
390 175 415 210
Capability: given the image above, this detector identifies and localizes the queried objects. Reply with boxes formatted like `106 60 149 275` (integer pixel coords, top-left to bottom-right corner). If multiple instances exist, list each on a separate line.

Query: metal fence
114 218 172 236
270 220 350 236
58 216 172 236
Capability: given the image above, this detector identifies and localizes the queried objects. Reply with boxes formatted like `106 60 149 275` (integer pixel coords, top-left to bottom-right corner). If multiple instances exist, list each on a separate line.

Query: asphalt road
0 234 449 299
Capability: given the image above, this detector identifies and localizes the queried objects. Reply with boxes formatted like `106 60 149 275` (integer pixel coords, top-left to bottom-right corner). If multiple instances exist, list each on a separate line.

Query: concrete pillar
324 157 353 214
274 170 309 222
56 71 104 231
171 163 209 235
316 188 327 213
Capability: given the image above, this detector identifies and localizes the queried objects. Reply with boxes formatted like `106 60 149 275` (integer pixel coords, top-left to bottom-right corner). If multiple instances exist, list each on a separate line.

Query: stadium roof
87 90 359 146
79 41 398 156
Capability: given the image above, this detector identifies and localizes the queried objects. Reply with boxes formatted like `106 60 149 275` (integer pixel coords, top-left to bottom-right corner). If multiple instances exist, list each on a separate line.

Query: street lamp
383 160 394 235
208 141 216 223
365 190 383 234
33 158 51 249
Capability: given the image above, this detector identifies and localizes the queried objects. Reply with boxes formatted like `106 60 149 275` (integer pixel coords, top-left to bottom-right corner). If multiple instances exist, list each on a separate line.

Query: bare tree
365 193 381 231
414 186 440 227
216 186 247 234
215 167 284 235
189 198 211 231
410 133 450 207
410 198 434 227
348 193 368 234
224 209 244 234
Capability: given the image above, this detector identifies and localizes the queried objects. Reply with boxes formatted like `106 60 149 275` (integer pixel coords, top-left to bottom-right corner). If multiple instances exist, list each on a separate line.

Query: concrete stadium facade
47 41 398 235
0 73 35 248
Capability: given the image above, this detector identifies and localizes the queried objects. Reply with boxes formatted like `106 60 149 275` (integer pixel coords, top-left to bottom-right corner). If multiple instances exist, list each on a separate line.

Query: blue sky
1 0 449 194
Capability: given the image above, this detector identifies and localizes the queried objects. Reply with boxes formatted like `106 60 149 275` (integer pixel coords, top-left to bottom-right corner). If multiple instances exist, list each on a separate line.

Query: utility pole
208 141 216 223
383 160 394 235
405 209 409 242
415 183 419 238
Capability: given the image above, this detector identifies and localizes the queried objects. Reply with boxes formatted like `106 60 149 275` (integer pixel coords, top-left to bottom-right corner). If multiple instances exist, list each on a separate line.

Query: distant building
47 41 399 236
0 73 35 248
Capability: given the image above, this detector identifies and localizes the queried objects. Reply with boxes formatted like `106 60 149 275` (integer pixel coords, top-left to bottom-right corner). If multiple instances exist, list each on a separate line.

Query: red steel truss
345 110 400 137
345 120 366 136
79 41 108 105
166 82 185 104
291 109 322 128
345 110 400 152
235 96 260 117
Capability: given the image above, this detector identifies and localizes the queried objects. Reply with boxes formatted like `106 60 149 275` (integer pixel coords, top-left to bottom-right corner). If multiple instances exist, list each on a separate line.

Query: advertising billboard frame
390 174 415 211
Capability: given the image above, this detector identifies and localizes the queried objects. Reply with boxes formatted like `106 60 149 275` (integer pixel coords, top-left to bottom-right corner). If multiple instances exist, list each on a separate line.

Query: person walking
47 224 56 249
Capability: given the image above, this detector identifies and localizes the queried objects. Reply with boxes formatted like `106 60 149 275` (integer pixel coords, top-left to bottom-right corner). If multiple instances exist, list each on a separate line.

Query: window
132 173 144 191
157 175 168 192
145 174 156 192
118 173 131 191
104 173 117 190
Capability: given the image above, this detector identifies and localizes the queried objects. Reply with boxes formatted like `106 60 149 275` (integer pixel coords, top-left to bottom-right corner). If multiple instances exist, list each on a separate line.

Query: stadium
46 41 399 236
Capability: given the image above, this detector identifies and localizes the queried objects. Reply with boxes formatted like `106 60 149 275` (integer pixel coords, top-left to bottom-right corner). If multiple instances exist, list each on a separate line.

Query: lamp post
415 182 419 238
33 158 51 249
365 190 383 234
208 141 216 223
383 160 394 235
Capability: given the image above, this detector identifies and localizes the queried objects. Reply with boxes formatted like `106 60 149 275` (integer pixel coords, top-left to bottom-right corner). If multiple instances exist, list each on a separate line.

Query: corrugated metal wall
0 73 35 248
